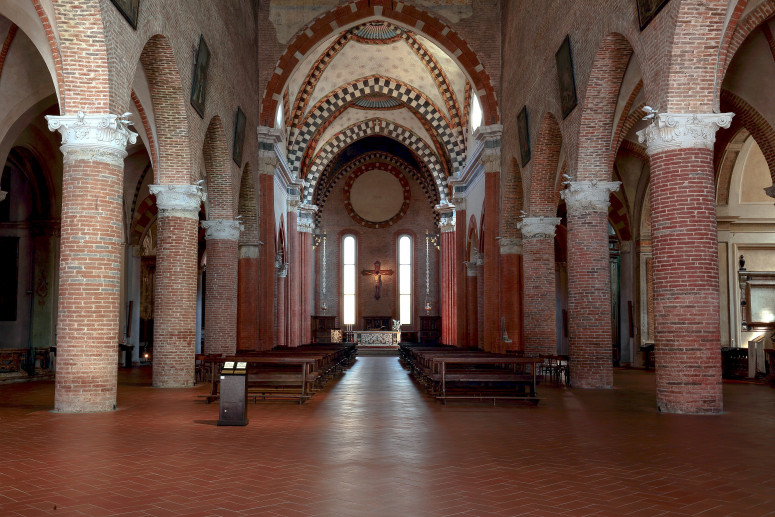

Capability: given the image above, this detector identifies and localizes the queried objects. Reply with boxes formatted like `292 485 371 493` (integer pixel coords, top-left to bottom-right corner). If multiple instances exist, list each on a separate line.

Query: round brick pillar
202 220 241 356
46 112 137 412
562 181 620 389
637 112 734 414
149 184 203 388
519 217 561 357
465 260 478 348
237 245 260 351
276 263 288 348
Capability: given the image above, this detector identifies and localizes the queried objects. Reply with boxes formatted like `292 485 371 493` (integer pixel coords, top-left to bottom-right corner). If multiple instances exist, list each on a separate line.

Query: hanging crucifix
361 260 394 300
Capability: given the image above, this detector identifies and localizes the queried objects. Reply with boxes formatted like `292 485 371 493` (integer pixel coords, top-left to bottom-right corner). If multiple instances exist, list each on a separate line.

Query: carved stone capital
636 112 734 155
518 216 561 239
46 111 138 166
463 260 478 276
499 238 522 255
439 218 456 233
765 184 775 200
561 180 620 214
201 219 242 241
0 191 6 202
149 184 206 220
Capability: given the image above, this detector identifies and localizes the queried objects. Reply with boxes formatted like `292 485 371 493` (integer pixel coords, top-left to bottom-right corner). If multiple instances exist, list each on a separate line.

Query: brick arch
501 157 525 239
290 75 464 174
302 118 446 205
666 0 730 112
720 89 775 184
27 0 67 109
608 191 632 242
313 151 439 219
139 34 190 184
577 32 634 181
238 162 258 245
719 0 770 91
260 1 498 128
529 112 563 216
202 116 233 220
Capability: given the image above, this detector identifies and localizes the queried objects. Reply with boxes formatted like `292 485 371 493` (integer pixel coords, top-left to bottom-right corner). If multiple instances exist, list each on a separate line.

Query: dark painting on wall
517 105 530 167
637 0 670 31
555 35 577 119
0 238 18 321
190 35 211 118
109 0 139 30
233 107 246 167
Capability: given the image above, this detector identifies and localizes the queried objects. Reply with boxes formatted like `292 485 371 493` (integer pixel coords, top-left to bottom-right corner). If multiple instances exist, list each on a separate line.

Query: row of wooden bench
198 343 357 404
398 343 542 404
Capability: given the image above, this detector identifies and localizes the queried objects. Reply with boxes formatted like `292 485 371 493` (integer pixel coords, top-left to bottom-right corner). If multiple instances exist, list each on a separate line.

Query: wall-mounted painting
233 107 246 167
637 0 670 31
190 36 210 118
517 105 530 167
109 0 139 30
555 35 577 119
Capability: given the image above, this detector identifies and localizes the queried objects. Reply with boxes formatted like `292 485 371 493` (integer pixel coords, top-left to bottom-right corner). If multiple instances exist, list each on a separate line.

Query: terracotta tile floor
1 356 774 516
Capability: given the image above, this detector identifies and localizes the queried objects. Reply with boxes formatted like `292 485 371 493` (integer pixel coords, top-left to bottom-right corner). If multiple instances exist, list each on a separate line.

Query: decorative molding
636 112 734 155
46 111 138 166
499 238 522 255
201 219 242 241
560 180 620 214
297 203 318 233
518 216 561 239
149 184 205 220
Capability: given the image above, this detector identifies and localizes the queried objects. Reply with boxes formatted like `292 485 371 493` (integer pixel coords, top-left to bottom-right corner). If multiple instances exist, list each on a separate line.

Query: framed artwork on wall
636 0 670 31
190 35 210 118
517 105 530 167
555 35 577 119
109 0 139 30
233 107 246 166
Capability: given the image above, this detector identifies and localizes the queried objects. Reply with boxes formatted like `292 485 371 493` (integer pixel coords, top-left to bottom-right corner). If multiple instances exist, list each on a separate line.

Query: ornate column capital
764 184 775 200
275 252 288 277
149 184 206 220
499 238 522 255
201 219 242 241
297 203 318 233
518 216 561 239
463 259 478 276
46 111 138 166
561 180 620 214
636 112 734 155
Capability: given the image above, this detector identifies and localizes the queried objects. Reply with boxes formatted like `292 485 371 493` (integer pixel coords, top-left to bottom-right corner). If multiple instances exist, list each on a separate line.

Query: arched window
398 234 412 325
342 234 356 325
471 93 483 133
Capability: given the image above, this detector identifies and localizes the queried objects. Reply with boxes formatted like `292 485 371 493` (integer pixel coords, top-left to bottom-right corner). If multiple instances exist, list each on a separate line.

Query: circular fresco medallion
343 162 411 228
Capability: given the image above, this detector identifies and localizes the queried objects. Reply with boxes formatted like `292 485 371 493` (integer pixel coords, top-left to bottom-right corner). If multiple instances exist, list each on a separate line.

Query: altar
353 330 401 347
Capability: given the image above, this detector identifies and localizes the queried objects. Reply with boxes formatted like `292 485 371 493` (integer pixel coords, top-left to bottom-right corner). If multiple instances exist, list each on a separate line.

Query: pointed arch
202 116 233 219
577 33 634 181
260 2 498 127
529 112 563 216
138 34 190 184
303 118 447 205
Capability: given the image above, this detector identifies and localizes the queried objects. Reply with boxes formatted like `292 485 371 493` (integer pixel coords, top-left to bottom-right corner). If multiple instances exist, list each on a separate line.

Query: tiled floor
1 356 774 516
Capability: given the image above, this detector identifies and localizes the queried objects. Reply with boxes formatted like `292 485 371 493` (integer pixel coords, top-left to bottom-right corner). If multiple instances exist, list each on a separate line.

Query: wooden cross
361 261 393 300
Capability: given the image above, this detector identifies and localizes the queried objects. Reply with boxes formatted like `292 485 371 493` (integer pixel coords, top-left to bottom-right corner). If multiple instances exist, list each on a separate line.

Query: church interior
1 0 774 514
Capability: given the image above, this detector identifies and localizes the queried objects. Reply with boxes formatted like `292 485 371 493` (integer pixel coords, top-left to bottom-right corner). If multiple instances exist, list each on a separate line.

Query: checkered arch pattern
313 151 440 226
288 76 465 176
302 118 447 205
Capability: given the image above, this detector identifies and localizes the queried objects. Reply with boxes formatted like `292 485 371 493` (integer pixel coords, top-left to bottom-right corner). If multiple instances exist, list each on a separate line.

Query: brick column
519 217 560 357
482 151 502 353
637 112 733 413
148 184 204 388
275 256 288 348
437 205 456 346
298 204 317 345
499 238 523 351
201 219 241 356
454 203 467 347
476 251 485 350
464 259 478 349
287 204 301 347
237 244 259 351
258 127 280 350
562 181 620 389
46 112 137 412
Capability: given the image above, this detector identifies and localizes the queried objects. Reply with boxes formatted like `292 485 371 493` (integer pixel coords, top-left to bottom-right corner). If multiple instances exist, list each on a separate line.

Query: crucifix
361 260 394 300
